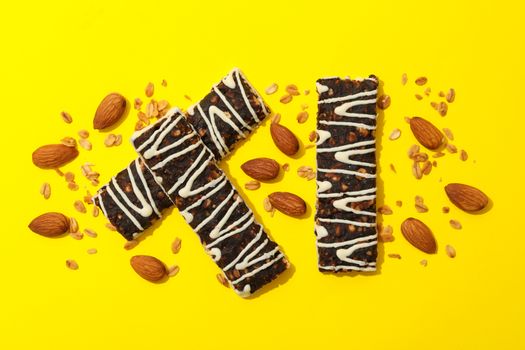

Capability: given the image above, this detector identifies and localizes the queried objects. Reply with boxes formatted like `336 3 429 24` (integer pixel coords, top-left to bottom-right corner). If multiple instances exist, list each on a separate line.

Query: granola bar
315 76 379 272
186 68 270 160
132 109 288 296
92 158 173 240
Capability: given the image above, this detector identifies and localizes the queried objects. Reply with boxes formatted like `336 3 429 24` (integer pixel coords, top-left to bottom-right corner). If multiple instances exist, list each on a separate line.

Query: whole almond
28 212 70 237
130 255 167 282
270 123 299 156
269 192 306 217
93 93 127 130
409 117 444 150
241 158 280 181
400 218 437 254
444 183 489 212
32 144 79 169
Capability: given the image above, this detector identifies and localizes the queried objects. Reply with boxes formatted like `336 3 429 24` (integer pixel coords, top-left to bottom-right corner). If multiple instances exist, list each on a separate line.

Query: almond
32 144 79 169
241 158 280 181
270 123 299 156
409 117 444 150
400 218 437 254
444 183 489 212
28 212 70 237
268 192 306 217
93 93 127 130
130 255 167 282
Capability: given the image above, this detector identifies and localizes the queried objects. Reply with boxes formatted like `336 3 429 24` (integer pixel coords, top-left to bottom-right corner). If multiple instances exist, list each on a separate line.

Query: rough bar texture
93 158 174 240
186 68 270 160
132 109 288 297
315 76 379 272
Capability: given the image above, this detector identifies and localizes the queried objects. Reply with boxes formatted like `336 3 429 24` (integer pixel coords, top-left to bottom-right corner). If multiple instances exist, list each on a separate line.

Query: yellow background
1 1 524 349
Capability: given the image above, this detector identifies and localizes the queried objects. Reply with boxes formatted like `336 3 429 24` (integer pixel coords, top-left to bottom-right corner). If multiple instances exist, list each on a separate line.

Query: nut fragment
60 137 77 148
442 127 454 141
460 149 468 161
106 223 117 231
79 138 92 151
84 228 97 238
401 73 408 85
280 94 292 104
87 248 98 255
92 206 99 217
69 217 79 233
389 128 401 140
145 82 154 97
389 163 396 173
171 237 182 254
445 244 456 258
263 197 273 212
420 259 428 267
415 77 428 85
297 165 313 178
61 111 73 124
407 144 420 158
244 180 261 190
442 206 450 213
134 98 143 110
265 83 278 95
168 265 180 277
66 259 79 270
161 79 167 87
282 163 290 172
378 205 393 215
449 219 462 229
78 129 89 139
286 84 300 96
377 95 391 109
296 111 309 124
74 200 87 213
438 101 448 117
388 253 402 259
308 131 317 142
446 88 456 103
446 144 458 153
412 161 423 180
70 231 83 240
379 225 394 242
395 200 403 207
415 94 423 100
124 239 139 250
421 161 432 175
40 182 51 199
271 113 281 124
216 273 229 288
415 196 429 213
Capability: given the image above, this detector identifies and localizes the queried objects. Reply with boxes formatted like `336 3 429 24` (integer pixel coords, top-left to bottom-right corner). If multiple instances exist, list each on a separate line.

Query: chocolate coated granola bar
132 109 288 297
315 76 379 272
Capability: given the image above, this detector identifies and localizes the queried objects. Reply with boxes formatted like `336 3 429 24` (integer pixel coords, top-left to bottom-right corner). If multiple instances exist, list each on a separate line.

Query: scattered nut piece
74 200 87 213
407 144 420 158
297 111 309 124
79 138 92 151
263 197 273 212
124 239 139 250
442 128 454 141
105 223 117 231
401 73 408 85
415 94 423 100
430 101 439 110
297 165 313 178
446 88 456 103
309 131 317 142
460 149 468 161
40 182 51 199
412 161 423 180
388 253 402 259
449 219 462 230
420 259 428 267
415 196 429 213
379 225 394 242
60 137 77 148
424 87 431 96
433 151 445 158
396 200 403 207
69 217 79 233
446 244 456 258
442 206 450 213
84 228 97 238
415 77 428 85
438 101 448 116
390 163 396 173
439 91 445 97
134 98 143 110
377 95 391 109
161 79 168 87
280 94 292 104
244 180 261 190
216 273 229 288
378 205 393 215
184 95 192 101
271 113 281 124
70 231 83 240
286 84 300 96
92 206 99 217
421 161 432 175
404 116 412 124
104 133 117 147
265 83 278 95
168 265 180 277
171 237 182 254
66 259 79 270
78 129 89 139
61 111 73 124
145 82 154 97
301 103 309 110
282 163 290 172
87 248 98 255
304 89 310 95
389 128 401 140
446 144 458 154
